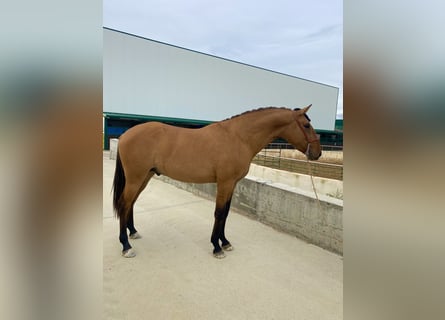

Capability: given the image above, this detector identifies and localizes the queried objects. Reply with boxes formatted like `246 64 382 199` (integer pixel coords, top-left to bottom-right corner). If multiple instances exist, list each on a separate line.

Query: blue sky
103 0 343 118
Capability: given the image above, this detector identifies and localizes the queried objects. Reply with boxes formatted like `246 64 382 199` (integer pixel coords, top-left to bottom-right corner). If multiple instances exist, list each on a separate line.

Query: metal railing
263 142 343 151
252 143 343 180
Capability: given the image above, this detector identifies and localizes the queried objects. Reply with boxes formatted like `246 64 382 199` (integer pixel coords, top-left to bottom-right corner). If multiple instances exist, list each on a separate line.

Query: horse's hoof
213 251 226 259
129 232 142 239
222 243 234 251
122 248 136 258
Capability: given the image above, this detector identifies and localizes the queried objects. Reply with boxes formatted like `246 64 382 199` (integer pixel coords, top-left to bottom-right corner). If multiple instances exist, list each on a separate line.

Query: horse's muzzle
305 143 322 161
307 152 321 161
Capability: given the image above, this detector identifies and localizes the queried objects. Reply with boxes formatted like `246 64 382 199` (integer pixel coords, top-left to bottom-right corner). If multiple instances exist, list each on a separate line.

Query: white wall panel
104 28 338 130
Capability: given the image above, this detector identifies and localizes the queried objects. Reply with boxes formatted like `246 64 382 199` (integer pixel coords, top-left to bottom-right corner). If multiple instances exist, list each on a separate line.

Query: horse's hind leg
119 172 154 257
119 209 135 257
127 173 154 240
118 184 140 257
127 208 141 239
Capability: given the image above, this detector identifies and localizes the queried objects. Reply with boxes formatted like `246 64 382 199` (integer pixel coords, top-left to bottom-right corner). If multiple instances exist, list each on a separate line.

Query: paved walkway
103 152 342 319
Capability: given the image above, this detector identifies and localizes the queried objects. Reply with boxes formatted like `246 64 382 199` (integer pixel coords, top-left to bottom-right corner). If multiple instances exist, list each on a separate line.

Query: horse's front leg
211 181 235 258
219 198 234 252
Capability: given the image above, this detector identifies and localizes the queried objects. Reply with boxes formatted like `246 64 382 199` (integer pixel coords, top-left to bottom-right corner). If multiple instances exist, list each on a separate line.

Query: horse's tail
112 150 125 219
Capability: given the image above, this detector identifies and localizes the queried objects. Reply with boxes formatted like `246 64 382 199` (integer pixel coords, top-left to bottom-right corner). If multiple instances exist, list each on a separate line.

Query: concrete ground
103 152 343 320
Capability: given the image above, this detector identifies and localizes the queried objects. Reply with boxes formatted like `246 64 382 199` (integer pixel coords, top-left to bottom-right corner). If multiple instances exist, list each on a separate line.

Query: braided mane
222 106 310 122
222 107 290 121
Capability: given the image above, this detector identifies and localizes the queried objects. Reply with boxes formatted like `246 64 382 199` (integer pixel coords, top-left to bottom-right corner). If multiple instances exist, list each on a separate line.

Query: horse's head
282 105 322 160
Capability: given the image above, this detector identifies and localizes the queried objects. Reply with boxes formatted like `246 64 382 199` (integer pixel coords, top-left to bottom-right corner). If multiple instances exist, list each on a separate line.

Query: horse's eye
303 124 310 129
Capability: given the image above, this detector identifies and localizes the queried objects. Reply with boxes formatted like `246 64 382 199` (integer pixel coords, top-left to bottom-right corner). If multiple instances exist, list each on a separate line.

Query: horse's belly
162 161 216 184
166 170 216 184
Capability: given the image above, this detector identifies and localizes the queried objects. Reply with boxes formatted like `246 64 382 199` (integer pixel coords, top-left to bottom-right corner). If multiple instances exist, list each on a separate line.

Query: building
103 27 341 149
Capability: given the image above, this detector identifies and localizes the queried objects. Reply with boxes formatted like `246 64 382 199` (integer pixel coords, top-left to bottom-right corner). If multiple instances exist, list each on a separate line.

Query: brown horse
112 105 321 258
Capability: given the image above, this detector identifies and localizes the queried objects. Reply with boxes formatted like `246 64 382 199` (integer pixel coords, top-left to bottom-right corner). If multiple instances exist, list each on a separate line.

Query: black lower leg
220 199 232 247
220 220 231 247
119 218 132 252
211 199 232 254
126 208 138 236
211 218 224 254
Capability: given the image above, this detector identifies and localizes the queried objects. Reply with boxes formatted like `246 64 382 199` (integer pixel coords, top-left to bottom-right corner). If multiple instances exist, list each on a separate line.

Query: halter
294 111 323 214
296 119 320 157
296 120 320 144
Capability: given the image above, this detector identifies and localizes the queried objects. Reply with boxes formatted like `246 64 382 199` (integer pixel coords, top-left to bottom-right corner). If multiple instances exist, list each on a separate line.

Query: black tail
112 151 125 219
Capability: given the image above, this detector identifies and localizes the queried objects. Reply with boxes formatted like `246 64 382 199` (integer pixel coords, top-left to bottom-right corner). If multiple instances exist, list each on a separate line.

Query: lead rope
305 143 322 212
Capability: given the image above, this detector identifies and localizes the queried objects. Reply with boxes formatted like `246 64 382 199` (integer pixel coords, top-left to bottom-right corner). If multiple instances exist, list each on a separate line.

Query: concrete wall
247 163 343 199
156 175 343 255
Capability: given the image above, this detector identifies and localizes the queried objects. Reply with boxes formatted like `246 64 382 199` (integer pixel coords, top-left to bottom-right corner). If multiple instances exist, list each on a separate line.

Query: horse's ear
302 104 312 113
294 104 312 113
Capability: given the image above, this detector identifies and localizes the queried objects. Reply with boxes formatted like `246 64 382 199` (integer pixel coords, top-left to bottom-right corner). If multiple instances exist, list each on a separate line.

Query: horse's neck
228 111 291 156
